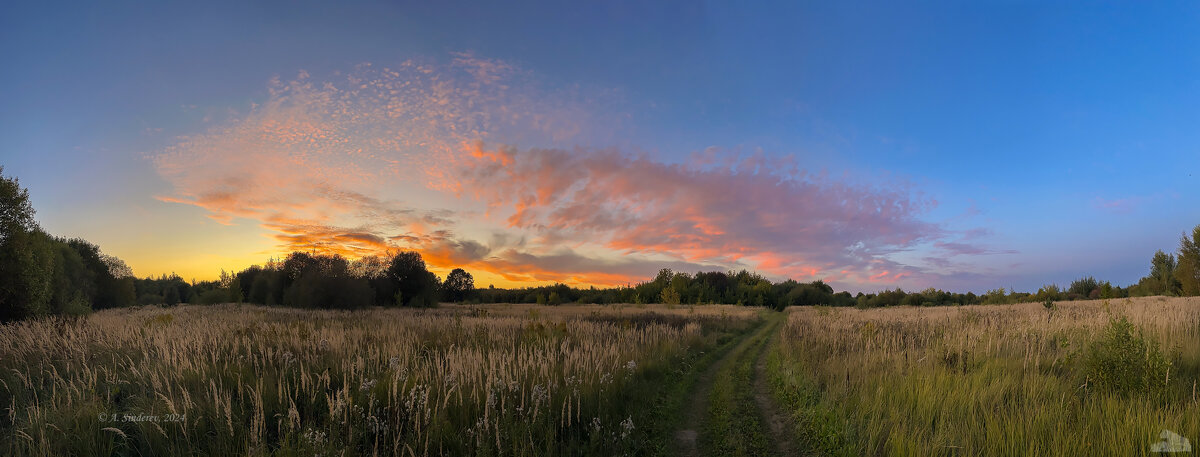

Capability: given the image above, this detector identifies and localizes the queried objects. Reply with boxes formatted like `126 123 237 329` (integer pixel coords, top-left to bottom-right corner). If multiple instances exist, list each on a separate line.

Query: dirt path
753 321 799 456
673 323 753 457
672 313 797 457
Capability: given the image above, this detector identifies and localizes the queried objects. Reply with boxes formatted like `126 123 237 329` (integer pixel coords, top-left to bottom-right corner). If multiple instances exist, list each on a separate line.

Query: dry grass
771 296 1200 455
0 303 760 456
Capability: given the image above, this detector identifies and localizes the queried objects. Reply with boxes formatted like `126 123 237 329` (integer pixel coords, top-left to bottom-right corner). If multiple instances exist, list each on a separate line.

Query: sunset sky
2 1 1198 293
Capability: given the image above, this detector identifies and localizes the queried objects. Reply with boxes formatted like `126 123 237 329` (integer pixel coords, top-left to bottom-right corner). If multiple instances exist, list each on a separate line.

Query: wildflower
302 428 327 445
360 379 377 391
619 416 634 438
531 384 549 405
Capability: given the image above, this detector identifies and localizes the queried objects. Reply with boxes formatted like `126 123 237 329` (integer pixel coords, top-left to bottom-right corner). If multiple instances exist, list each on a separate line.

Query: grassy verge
764 340 854 456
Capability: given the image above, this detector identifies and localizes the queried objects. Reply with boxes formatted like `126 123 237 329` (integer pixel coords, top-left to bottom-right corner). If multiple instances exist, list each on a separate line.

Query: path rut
672 313 798 456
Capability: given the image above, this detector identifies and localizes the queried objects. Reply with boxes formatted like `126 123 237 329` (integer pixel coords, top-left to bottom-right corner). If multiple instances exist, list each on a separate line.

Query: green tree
1068 276 1099 297
660 286 681 305
67 239 134 308
0 166 34 239
1177 225 1200 296
1099 281 1114 299
1150 250 1177 287
0 168 53 320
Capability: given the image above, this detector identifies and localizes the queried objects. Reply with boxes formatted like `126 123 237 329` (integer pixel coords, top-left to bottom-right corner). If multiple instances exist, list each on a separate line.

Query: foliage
0 167 140 320
1083 317 1172 395
1178 225 1200 296
660 286 681 305
1068 276 1100 297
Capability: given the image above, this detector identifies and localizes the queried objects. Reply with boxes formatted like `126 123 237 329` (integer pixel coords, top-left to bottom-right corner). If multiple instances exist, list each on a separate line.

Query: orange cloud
458 143 959 286
150 54 1001 290
150 56 663 286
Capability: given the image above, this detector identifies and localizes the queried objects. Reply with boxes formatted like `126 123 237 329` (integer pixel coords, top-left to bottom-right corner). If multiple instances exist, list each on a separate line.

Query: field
769 296 1200 456
4 297 1200 456
0 303 761 456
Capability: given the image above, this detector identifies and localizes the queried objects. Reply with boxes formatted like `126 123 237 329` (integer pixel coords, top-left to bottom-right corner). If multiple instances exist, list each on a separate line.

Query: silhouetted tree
385 251 440 307
442 268 475 302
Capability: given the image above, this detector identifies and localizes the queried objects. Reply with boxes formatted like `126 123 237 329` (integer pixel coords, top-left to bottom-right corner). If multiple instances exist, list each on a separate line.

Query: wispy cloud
152 53 1003 288
459 143 981 285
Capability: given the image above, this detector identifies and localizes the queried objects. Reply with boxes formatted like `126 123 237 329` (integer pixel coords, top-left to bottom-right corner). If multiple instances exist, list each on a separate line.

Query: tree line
1125 226 1200 297
0 167 138 320
4 165 1200 321
186 251 470 310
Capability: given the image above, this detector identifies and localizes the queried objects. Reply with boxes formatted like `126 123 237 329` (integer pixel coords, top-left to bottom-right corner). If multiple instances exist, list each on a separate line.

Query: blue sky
1 0 1197 292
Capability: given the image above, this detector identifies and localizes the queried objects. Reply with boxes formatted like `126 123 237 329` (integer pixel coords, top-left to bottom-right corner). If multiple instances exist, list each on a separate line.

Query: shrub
197 289 230 305
1083 317 1171 395
659 287 680 305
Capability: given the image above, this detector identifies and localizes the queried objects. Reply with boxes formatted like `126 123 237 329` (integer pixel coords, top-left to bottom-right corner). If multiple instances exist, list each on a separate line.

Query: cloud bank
152 54 1002 288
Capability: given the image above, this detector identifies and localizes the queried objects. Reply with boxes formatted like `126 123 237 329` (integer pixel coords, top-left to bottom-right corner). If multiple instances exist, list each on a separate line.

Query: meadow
0 303 761 456
5 297 1200 456
769 296 1200 456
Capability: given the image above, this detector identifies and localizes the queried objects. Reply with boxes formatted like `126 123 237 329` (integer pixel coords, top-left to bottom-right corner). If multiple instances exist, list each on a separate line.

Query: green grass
770 299 1200 456
634 312 767 456
702 313 778 456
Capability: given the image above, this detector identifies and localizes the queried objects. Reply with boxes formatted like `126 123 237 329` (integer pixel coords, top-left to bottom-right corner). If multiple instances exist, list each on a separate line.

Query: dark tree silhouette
386 251 440 307
443 268 475 302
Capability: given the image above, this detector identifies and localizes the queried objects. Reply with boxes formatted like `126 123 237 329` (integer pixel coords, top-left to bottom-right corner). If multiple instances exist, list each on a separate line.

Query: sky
1 0 1198 293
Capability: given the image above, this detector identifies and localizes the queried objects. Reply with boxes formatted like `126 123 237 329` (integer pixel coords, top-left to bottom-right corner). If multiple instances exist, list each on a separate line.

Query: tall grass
0 303 759 456
771 297 1200 456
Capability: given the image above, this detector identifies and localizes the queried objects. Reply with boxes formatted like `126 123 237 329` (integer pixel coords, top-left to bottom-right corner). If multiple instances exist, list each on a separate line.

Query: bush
138 293 164 306
197 289 230 305
659 287 680 305
283 274 373 309
1083 317 1171 395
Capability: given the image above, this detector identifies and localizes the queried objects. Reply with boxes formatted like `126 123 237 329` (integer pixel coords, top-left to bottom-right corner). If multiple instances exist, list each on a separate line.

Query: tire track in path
673 312 796 456
753 318 799 456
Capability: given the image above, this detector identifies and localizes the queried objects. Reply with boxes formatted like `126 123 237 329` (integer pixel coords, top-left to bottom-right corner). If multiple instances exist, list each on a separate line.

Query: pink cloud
459 143 964 284
151 54 1005 288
